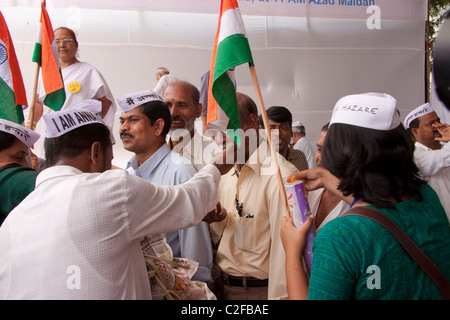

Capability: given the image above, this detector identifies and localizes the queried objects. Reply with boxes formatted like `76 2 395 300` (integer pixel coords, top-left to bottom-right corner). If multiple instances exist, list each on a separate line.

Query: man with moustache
258 106 309 171
404 103 450 221
117 91 214 287
164 81 220 169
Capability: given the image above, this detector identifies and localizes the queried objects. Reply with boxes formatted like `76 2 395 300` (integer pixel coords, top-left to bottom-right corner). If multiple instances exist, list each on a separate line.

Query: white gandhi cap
0 119 40 148
330 92 401 131
43 109 107 138
117 90 164 113
403 103 434 128
66 99 102 118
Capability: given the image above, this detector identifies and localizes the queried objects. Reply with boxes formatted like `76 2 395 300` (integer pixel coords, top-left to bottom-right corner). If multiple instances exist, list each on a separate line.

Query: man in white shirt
0 107 230 300
292 121 317 169
404 103 450 221
153 67 178 96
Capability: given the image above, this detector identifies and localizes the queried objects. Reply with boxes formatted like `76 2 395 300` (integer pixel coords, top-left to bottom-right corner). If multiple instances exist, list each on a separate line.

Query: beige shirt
210 141 298 300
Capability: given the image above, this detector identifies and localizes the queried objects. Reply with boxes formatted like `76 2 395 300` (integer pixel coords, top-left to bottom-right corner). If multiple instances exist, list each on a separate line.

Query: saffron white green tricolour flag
32 1 65 111
207 0 254 147
0 11 27 123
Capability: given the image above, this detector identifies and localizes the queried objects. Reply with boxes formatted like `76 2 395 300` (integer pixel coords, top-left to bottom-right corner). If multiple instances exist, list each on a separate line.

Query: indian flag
32 1 65 111
207 0 254 146
0 11 27 123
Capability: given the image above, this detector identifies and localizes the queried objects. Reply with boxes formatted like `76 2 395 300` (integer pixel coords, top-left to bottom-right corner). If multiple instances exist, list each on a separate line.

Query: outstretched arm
280 214 313 300
287 168 355 205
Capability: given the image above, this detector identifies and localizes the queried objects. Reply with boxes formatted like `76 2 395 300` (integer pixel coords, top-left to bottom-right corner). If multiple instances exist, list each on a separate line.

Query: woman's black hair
0 132 17 153
322 123 426 208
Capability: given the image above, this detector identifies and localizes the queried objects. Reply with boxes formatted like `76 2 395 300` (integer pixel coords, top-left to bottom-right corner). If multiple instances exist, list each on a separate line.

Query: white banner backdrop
1 1 435 168
2 0 427 20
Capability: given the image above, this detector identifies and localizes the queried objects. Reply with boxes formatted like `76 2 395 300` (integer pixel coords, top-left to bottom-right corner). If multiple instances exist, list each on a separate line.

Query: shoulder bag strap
345 206 450 300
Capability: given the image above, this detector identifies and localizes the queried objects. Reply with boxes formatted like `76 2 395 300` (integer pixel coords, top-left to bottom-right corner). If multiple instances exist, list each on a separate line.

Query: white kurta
293 137 317 169
0 164 220 300
39 61 117 129
414 142 450 221
153 74 178 96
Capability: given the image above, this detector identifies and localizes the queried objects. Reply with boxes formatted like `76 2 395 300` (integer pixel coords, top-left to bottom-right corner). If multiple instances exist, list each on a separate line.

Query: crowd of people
0 27 449 300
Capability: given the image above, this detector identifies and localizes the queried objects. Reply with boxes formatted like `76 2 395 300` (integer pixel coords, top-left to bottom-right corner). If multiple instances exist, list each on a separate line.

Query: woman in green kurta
0 163 39 225
0 120 40 226
281 93 450 300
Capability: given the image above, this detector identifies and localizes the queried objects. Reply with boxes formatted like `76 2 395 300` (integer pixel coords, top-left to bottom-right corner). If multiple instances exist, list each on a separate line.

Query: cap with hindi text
0 119 40 148
117 90 164 113
403 103 434 128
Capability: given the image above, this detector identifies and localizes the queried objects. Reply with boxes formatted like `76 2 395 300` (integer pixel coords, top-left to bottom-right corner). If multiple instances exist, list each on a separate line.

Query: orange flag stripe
0 11 28 108
40 2 63 94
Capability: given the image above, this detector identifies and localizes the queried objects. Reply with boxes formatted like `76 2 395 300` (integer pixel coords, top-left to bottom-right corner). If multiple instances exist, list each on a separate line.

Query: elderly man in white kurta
0 108 226 300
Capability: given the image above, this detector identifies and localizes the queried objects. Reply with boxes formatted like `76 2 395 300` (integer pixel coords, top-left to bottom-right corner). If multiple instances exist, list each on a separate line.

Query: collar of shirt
0 162 16 170
233 140 276 178
415 141 432 151
35 165 83 188
126 143 171 178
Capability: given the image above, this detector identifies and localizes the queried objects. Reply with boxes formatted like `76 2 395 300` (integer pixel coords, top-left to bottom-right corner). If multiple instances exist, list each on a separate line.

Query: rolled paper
285 180 316 278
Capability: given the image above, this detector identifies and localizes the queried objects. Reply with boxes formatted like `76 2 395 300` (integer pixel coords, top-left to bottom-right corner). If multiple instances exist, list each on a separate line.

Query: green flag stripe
211 33 254 146
44 87 66 112
213 34 254 83
0 77 24 123
212 74 240 131
212 73 241 147
32 42 42 66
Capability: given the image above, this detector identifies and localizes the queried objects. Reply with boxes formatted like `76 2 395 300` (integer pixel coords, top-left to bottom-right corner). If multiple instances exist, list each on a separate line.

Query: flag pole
249 65 291 217
27 0 45 131
26 0 45 171
26 63 40 130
